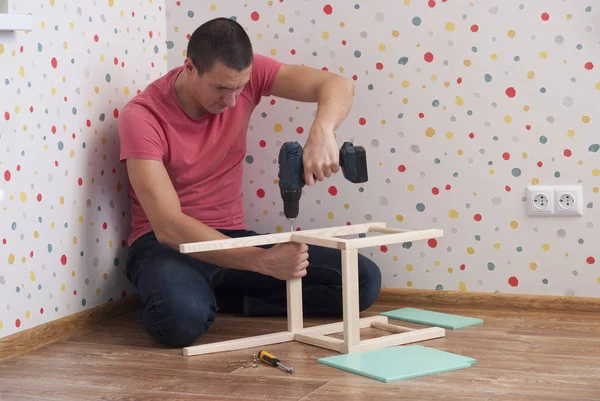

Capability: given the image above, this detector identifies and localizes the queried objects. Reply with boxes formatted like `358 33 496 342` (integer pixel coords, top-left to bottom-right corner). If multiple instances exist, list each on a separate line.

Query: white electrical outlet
526 186 554 216
0 188 4 202
526 185 584 216
554 185 583 216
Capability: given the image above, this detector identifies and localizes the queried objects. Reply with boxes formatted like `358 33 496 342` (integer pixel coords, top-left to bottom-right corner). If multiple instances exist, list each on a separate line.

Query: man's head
182 17 253 114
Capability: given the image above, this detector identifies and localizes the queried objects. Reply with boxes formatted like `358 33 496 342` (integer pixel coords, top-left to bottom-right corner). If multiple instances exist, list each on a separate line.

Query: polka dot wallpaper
1 0 166 338
167 1 598 297
1 0 598 339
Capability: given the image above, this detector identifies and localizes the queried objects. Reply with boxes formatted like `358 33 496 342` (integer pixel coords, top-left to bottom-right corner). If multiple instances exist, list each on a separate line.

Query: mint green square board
317 345 476 383
381 307 483 329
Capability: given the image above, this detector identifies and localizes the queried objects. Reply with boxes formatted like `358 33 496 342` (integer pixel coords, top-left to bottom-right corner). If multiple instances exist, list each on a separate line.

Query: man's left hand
302 126 339 186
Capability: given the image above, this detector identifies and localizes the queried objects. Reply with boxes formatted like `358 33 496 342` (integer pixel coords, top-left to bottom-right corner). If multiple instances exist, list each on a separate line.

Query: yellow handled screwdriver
256 350 294 373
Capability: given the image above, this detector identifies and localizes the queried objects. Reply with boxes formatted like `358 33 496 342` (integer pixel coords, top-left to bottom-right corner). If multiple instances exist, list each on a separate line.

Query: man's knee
358 254 382 311
142 292 217 348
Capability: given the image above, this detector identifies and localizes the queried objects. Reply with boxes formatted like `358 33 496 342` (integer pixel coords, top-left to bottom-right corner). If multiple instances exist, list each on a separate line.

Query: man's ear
183 58 196 75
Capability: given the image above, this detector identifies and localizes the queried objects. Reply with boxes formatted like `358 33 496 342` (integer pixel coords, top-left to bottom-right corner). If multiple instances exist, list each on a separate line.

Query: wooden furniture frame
179 222 445 357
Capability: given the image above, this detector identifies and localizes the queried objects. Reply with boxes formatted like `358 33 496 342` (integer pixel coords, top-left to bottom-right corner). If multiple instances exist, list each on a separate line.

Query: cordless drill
278 141 368 230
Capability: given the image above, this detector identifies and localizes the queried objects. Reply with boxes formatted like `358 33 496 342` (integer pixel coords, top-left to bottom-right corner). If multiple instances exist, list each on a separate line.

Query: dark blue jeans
125 229 382 348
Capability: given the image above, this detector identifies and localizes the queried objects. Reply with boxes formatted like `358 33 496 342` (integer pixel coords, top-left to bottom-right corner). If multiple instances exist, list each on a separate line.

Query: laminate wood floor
1 299 599 401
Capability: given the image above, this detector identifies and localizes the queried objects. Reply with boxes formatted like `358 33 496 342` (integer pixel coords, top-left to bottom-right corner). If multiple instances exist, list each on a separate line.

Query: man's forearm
311 75 355 133
156 212 266 273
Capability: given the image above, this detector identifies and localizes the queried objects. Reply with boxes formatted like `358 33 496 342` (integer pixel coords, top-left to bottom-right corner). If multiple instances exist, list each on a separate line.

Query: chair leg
287 278 303 332
342 249 360 353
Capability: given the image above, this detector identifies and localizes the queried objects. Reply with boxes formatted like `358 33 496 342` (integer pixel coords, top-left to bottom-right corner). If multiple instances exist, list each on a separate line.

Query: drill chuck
280 189 301 220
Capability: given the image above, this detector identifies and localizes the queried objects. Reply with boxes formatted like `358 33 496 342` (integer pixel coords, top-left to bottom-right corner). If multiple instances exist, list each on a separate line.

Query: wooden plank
290 233 347 249
344 228 444 250
179 222 386 253
299 315 387 336
377 288 600 313
182 331 295 356
0 364 327 401
294 333 343 352
350 327 445 353
0 294 140 361
287 278 303 332
5 300 600 400
370 321 415 333
342 249 360 354
368 227 412 234
0 378 251 401
0 13 33 31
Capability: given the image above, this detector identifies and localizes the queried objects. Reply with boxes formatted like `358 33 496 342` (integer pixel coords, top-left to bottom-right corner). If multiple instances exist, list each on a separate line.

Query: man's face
185 58 251 115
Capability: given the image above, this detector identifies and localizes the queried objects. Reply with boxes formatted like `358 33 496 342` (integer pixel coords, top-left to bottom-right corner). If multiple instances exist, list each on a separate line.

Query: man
118 17 381 348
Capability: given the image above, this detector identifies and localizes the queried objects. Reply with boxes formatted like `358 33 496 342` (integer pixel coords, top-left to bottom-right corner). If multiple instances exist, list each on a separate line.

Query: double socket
526 185 583 216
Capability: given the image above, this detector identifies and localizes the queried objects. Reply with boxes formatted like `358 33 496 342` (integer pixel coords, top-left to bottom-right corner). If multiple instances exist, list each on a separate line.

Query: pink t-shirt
118 54 282 246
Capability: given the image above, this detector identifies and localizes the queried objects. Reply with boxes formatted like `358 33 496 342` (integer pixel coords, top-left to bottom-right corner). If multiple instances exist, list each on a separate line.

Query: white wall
1 0 598 341
0 0 167 338
166 0 599 296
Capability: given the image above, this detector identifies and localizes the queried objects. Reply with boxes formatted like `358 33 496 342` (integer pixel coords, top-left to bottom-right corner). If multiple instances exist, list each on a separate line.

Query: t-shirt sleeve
247 53 283 104
117 102 165 162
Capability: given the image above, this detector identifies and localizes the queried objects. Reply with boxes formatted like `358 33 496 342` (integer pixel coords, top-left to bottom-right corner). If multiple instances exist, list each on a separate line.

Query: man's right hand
255 242 309 280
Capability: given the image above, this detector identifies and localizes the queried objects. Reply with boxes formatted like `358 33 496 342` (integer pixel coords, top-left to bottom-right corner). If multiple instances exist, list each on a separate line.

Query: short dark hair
186 17 253 75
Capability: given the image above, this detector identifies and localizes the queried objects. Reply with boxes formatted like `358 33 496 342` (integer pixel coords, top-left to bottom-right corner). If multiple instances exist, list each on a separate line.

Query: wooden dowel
368 227 412 234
